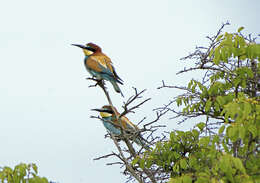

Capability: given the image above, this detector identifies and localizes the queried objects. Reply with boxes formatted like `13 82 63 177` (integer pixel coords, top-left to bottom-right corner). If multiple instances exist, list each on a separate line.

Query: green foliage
178 28 260 119
133 26 260 183
0 163 50 183
137 127 256 183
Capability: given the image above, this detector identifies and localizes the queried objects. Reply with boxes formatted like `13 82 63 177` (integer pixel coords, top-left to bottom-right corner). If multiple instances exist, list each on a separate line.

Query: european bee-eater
92 105 149 150
72 43 124 96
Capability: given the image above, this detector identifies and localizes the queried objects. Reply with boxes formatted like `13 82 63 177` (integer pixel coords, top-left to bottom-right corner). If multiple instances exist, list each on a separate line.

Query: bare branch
93 153 117 161
120 88 151 118
106 162 124 166
110 134 144 183
87 78 162 182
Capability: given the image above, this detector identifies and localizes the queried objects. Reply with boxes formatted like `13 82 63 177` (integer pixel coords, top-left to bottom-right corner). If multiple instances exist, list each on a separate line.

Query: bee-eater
72 43 124 96
92 105 149 150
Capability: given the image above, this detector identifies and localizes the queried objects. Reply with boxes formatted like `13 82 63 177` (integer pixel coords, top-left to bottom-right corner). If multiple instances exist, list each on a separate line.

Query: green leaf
218 125 225 134
213 47 221 65
170 132 176 141
132 157 139 166
196 173 210 183
31 164 38 175
233 158 246 174
212 135 220 144
180 159 188 169
238 26 244 33
190 105 195 112
191 83 197 93
216 34 223 41
209 49 214 57
238 36 246 48
176 98 182 106
238 126 245 139
219 155 234 182
228 126 239 141
188 80 193 89
192 129 199 138
182 175 192 183
189 156 197 168
146 159 153 168
248 125 257 138
196 122 205 131
243 102 251 118
222 140 229 153
216 96 224 105
199 137 210 147
205 100 212 113
221 47 228 62
172 163 180 173
41 177 49 183
139 159 145 169
168 178 174 183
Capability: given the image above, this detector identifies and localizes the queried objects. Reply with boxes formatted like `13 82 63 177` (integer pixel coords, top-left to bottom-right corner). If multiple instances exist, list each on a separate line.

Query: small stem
93 80 143 181
90 79 157 183
110 134 144 183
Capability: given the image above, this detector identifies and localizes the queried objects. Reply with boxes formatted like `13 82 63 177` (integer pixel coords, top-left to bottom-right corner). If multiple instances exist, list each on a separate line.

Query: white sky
0 0 259 182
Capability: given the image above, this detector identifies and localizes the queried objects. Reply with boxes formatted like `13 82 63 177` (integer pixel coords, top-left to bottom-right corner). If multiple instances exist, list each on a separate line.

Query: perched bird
92 105 149 150
72 43 124 96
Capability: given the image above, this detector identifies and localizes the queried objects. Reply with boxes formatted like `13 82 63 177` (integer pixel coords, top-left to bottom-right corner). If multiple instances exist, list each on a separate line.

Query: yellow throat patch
100 112 112 118
83 49 94 56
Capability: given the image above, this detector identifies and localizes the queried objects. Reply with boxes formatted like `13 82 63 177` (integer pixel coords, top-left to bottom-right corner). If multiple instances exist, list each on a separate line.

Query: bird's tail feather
110 80 124 97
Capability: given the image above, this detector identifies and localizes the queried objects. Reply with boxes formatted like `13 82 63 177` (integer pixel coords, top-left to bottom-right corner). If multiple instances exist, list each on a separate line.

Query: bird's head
92 105 115 118
71 42 102 56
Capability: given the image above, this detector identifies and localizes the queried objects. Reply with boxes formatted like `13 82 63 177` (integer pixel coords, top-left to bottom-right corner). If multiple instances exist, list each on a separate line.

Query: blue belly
102 119 121 135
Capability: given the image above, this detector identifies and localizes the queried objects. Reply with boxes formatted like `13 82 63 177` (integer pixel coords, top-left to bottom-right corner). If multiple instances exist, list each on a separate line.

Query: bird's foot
86 77 98 82
87 77 104 88
96 79 105 86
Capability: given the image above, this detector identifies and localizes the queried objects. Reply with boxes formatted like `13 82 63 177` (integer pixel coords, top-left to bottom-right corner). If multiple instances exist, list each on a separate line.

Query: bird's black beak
71 44 86 49
91 108 113 114
91 108 104 112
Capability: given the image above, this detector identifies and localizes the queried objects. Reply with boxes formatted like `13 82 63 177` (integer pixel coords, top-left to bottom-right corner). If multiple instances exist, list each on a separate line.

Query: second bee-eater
72 42 124 96
92 105 149 150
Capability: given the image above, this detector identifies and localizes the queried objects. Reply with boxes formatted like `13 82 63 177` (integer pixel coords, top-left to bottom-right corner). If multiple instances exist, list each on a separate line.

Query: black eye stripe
86 47 96 52
102 109 113 114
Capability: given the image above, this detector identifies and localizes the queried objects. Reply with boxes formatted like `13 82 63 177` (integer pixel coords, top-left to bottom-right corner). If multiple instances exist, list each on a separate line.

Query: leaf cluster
0 163 50 183
134 25 260 183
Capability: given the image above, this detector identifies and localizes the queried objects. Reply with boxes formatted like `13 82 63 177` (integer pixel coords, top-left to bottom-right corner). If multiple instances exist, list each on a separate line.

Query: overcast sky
0 0 259 182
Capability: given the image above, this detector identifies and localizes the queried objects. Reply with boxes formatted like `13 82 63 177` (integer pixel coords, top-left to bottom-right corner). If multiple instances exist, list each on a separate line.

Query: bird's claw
87 77 106 88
